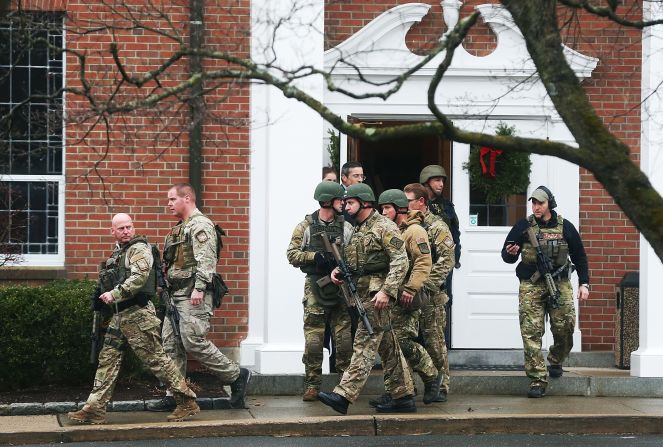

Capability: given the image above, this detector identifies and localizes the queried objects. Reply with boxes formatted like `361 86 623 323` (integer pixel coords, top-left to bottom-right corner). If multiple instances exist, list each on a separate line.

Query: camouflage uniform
502 211 589 389
333 211 414 403
420 211 455 392
84 237 195 414
519 279 575 386
162 209 239 384
286 211 354 391
390 210 437 383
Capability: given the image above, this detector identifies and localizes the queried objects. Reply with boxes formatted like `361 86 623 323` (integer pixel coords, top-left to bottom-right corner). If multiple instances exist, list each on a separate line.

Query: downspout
189 0 204 205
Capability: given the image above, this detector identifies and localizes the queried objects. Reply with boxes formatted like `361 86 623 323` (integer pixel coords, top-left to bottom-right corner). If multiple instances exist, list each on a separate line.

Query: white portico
242 1 663 377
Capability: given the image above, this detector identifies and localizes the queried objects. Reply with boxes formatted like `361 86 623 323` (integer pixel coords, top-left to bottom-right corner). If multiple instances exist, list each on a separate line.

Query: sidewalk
2 367 663 444
2 393 663 445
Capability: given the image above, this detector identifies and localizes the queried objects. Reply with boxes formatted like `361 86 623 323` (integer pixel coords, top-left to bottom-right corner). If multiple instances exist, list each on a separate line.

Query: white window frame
0 13 66 267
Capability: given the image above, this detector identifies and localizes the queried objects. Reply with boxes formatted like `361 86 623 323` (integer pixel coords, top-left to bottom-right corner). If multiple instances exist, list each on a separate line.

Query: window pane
31 67 48 96
0 67 9 102
29 104 48 139
0 28 9 66
0 181 59 254
31 31 48 66
9 105 28 139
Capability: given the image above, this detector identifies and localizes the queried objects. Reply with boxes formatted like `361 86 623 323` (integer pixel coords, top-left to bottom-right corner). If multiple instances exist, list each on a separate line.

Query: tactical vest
345 213 390 275
520 215 570 269
99 236 156 296
164 214 220 268
300 211 344 275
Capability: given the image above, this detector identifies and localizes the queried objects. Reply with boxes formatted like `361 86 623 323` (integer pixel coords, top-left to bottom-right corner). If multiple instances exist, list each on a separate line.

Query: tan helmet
419 165 447 184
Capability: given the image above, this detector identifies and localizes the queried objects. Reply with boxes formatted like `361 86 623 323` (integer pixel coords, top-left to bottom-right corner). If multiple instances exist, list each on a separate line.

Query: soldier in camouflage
317 184 415 415
373 189 441 406
405 183 455 402
502 186 589 398
286 181 353 402
68 213 199 425
148 183 251 412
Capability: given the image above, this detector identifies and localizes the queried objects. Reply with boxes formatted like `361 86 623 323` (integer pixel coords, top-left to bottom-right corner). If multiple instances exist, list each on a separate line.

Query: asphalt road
22 434 663 447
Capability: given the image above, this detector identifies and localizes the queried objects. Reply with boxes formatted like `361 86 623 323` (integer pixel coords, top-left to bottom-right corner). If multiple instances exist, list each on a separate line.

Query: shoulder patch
389 236 405 250
195 230 209 243
443 236 455 249
417 237 430 254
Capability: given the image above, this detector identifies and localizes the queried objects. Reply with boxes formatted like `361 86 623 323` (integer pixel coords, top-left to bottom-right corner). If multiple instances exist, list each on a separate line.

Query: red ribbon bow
479 146 503 177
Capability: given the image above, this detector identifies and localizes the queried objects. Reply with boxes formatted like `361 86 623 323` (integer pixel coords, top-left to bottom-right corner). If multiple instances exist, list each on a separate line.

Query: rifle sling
529 262 569 283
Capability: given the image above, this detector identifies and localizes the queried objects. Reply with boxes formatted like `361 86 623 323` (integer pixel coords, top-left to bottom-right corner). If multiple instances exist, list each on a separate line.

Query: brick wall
61 0 251 348
324 0 643 351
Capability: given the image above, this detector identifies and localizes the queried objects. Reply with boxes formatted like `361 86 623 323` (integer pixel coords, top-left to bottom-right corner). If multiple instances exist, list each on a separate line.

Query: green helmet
378 189 409 209
419 164 447 184
345 183 375 202
314 181 345 202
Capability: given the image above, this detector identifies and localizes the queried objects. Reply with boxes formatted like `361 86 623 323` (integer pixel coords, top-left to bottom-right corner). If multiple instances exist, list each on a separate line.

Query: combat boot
302 387 319 402
230 367 252 409
527 383 546 398
368 393 391 408
375 394 416 413
548 364 563 378
422 379 440 404
67 405 106 425
167 395 200 421
318 391 350 415
146 395 176 412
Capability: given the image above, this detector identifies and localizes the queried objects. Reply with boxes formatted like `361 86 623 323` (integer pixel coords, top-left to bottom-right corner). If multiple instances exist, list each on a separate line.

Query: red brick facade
55 0 250 347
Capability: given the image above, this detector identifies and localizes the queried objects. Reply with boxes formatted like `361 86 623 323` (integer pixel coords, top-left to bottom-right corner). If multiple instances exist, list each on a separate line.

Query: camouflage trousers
302 296 353 390
334 293 414 403
519 279 575 386
86 302 195 412
162 292 240 384
390 304 438 383
420 290 450 391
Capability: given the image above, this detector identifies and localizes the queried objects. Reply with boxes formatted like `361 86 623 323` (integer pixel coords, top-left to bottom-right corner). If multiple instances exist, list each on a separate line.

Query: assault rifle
320 232 374 336
89 284 103 364
157 267 180 338
526 227 561 310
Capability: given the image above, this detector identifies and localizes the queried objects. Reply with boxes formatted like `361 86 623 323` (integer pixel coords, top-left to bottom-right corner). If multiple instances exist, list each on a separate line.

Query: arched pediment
324 3 598 79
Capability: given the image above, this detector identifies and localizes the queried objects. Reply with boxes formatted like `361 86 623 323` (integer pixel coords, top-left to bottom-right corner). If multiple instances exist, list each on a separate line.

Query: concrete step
449 350 616 368
250 367 663 398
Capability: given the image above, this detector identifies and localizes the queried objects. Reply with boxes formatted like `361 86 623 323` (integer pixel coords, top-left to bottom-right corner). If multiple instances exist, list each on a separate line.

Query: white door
450 142 582 350
451 143 524 349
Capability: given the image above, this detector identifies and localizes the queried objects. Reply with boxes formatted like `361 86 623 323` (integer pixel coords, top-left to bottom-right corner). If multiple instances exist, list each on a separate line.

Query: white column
631 1 663 377
242 0 325 373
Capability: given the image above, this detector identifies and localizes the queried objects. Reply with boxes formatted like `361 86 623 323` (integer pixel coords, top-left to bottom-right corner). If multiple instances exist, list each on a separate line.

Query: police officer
404 183 455 402
68 213 199 424
317 183 415 415
374 189 440 406
286 181 353 401
501 186 589 398
419 165 460 267
148 183 251 411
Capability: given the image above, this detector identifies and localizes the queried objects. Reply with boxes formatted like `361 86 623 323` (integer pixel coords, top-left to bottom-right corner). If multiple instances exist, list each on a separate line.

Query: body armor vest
99 236 156 296
300 211 344 275
345 213 390 275
520 215 570 268
163 221 197 270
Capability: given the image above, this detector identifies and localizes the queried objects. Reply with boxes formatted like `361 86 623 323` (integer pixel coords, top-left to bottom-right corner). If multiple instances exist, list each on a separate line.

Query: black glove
314 252 336 273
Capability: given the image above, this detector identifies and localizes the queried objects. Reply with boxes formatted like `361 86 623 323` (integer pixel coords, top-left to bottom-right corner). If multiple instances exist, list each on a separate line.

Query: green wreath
462 122 531 204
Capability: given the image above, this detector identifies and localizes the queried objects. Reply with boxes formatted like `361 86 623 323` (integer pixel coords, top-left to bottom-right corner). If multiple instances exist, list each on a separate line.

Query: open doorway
346 118 454 347
347 119 452 199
